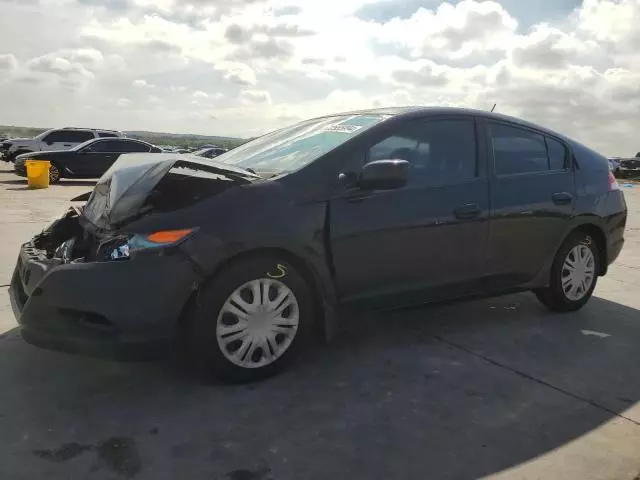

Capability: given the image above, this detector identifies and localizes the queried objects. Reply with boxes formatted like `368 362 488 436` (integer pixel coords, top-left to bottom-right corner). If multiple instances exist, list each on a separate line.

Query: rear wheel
49 164 61 184
186 256 315 383
535 231 598 312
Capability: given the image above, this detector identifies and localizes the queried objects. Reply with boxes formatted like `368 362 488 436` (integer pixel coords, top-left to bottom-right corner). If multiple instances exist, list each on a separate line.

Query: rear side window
98 132 119 138
116 140 151 153
546 136 568 170
489 124 548 175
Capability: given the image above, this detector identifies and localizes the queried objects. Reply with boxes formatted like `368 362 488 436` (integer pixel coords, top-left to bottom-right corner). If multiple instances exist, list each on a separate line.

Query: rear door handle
552 192 573 205
454 203 481 220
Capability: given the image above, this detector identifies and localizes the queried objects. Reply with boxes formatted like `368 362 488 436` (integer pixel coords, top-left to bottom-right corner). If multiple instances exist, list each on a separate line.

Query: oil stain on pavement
33 442 92 463
33 436 141 478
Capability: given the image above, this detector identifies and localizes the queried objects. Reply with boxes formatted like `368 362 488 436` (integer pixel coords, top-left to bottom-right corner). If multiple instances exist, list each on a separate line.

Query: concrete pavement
0 169 639 480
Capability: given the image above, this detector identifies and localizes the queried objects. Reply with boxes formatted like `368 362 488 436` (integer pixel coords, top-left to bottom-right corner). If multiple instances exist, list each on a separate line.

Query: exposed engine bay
32 206 131 264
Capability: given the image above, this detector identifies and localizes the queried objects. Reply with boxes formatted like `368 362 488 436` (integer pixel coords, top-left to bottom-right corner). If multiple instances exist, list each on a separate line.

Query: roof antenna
490 103 497 113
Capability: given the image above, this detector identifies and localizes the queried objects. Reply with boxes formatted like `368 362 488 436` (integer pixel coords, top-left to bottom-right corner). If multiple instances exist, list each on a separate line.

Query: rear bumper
10 242 199 361
604 191 627 269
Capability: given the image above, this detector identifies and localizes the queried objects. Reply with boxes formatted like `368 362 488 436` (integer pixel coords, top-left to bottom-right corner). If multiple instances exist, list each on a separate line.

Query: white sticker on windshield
322 124 363 134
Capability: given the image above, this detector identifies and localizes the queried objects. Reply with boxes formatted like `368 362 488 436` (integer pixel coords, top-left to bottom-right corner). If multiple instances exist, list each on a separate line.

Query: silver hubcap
216 278 299 369
562 244 595 301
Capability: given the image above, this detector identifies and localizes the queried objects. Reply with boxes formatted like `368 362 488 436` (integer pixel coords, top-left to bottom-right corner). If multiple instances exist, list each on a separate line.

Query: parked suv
1 127 124 162
9 107 627 383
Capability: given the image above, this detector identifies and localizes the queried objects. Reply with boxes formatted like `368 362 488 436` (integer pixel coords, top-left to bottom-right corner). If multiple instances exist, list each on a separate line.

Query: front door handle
552 192 573 205
454 203 481 220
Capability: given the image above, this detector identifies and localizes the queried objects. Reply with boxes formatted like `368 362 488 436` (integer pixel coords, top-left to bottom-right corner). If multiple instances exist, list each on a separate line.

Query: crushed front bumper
9 241 199 360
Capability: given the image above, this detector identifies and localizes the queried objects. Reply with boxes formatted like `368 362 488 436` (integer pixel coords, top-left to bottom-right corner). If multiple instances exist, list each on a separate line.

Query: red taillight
608 171 620 191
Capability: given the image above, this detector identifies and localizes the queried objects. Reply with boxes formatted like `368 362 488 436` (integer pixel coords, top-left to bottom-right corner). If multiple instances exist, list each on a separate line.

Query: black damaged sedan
10 107 627 383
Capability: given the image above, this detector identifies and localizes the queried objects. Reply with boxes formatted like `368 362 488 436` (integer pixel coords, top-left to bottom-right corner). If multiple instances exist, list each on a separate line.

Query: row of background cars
0 127 228 183
608 154 640 179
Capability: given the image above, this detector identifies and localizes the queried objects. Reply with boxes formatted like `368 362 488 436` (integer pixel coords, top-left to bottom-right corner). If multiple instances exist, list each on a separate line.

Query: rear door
329 116 490 306
483 119 575 287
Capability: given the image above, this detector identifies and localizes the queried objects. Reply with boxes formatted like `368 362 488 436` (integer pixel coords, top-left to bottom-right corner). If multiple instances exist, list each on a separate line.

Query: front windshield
34 129 54 140
214 114 391 174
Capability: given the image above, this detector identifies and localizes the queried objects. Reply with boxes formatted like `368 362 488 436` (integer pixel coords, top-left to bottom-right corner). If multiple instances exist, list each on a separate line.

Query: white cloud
240 89 272 104
0 0 638 155
0 53 18 72
217 62 258 86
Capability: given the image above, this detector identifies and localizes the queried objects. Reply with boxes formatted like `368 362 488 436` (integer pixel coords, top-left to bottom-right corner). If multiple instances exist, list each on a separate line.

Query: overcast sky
0 0 639 155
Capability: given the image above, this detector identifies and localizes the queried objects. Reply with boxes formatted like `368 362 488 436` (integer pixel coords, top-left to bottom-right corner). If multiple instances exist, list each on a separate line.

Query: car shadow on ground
0 293 639 479
0 179 26 185
0 179 96 188
56 180 97 187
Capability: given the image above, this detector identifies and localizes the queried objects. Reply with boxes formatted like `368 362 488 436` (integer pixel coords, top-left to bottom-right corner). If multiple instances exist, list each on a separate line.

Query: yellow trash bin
26 160 51 189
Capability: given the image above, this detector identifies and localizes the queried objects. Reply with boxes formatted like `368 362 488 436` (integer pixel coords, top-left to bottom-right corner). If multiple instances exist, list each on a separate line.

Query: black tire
49 163 62 184
186 256 316 384
535 231 599 312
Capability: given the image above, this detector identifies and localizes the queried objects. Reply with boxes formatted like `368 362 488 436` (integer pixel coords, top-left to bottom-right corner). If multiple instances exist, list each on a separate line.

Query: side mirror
358 159 409 190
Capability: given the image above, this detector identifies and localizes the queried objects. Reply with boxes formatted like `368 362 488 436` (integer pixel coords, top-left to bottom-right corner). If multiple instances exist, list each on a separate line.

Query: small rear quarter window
546 136 568 170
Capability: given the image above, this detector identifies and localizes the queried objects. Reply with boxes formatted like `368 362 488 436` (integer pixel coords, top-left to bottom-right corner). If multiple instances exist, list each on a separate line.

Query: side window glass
363 119 476 187
86 140 114 153
490 124 548 175
98 132 118 138
546 136 567 170
62 131 95 143
43 131 64 143
117 140 151 153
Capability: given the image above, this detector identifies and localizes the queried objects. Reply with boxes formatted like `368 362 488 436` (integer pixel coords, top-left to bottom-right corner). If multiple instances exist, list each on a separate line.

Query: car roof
60 127 123 134
83 137 148 144
316 106 569 141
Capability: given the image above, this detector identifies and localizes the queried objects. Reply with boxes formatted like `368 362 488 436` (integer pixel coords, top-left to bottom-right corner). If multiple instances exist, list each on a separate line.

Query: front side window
362 119 477 187
62 130 96 143
42 131 68 143
489 123 551 175
84 140 113 153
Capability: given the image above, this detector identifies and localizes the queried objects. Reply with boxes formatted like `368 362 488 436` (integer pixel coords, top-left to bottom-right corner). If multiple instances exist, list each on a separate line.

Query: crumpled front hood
82 152 261 230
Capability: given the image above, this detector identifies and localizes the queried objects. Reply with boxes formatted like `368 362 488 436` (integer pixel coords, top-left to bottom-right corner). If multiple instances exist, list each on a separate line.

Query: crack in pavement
430 333 640 428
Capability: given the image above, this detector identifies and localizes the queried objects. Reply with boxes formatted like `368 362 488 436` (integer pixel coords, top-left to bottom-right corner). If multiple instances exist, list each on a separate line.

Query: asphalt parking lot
0 169 639 480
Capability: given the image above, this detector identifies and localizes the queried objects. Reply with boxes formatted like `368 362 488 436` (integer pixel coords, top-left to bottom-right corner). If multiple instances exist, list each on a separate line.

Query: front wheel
535 232 598 312
186 256 316 383
49 164 62 184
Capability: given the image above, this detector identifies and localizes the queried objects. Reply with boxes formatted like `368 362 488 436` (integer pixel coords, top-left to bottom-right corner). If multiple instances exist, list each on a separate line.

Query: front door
75 139 119 177
482 120 576 287
329 117 490 307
